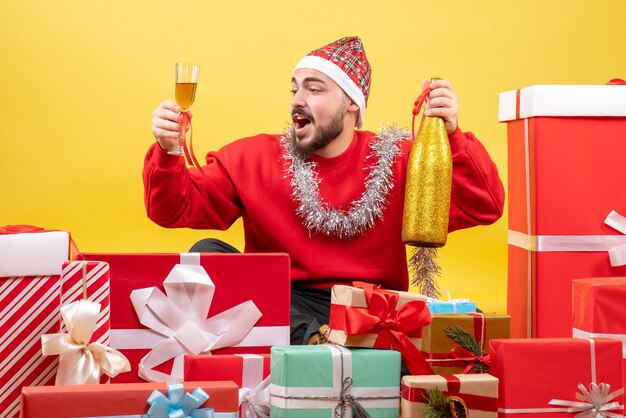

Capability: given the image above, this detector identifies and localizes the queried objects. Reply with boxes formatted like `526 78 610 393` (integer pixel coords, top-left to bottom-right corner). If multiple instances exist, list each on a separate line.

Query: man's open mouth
292 111 313 130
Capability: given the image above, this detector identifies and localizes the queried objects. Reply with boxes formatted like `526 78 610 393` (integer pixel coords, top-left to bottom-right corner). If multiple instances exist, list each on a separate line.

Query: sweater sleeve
142 143 244 230
447 127 505 232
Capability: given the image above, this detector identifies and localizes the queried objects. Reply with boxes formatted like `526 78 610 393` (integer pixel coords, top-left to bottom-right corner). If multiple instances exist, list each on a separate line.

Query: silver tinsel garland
281 125 407 238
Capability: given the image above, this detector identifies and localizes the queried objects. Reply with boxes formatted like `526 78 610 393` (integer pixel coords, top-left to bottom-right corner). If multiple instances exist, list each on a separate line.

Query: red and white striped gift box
59 261 110 346
0 227 70 418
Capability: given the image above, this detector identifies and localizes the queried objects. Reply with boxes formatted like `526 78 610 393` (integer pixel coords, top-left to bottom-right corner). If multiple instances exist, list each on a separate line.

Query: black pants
189 238 328 345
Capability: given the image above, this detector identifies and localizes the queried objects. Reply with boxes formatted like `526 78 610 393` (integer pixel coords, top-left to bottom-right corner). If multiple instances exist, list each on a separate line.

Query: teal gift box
427 299 477 314
270 344 400 417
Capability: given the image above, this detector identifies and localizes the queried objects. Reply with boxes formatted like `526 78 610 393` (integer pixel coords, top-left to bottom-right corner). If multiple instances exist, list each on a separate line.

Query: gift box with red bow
20 380 239 418
490 338 624 418
327 281 433 375
401 374 498 418
75 252 291 383
184 354 270 418
0 226 72 417
421 313 510 375
499 84 626 338
573 277 626 405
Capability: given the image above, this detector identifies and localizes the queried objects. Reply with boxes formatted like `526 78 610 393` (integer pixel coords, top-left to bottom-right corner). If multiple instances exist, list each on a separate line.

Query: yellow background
2 1 625 314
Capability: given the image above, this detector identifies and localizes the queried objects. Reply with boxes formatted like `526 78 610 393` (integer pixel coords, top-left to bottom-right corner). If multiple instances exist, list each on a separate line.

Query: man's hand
421 79 459 134
151 100 192 151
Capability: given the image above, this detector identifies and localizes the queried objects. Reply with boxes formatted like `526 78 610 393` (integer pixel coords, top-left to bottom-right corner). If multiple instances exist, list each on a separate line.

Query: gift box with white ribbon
76 252 290 383
573 277 626 405
499 84 626 338
0 226 71 418
490 337 624 418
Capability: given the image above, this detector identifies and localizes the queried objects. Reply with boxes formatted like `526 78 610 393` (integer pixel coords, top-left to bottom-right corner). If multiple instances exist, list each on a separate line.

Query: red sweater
143 128 504 291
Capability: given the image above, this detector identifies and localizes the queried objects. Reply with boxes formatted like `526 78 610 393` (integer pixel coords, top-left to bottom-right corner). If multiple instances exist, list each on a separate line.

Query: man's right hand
151 100 192 152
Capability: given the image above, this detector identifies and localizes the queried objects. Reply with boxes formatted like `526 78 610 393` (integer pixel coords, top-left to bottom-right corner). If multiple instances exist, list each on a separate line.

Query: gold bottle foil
402 87 452 247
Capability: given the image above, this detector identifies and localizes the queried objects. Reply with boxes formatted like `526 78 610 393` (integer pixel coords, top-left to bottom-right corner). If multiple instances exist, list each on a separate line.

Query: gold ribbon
41 300 130 385
548 383 625 418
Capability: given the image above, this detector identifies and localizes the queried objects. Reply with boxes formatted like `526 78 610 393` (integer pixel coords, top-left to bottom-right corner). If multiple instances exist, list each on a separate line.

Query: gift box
421 313 510 374
572 277 626 402
499 84 626 338
270 345 400 417
490 338 624 417
75 252 290 383
401 374 498 418
327 282 432 375
184 353 271 418
20 380 239 417
427 298 477 314
0 227 72 418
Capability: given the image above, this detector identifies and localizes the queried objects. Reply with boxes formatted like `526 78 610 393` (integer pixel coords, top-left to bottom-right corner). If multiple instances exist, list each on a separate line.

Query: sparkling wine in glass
170 62 200 156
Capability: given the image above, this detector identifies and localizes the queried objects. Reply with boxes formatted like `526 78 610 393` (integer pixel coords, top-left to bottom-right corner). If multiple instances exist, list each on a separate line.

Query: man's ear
347 101 360 113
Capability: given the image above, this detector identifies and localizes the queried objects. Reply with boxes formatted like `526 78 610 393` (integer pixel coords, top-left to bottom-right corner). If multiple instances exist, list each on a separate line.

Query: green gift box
270 345 401 417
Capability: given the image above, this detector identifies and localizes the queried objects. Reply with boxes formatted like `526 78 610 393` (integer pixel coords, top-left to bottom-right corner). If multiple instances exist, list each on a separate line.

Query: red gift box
499 85 626 338
185 353 271 418
573 277 626 403
490 338 624 418
75 252 290 383
19 380 239 417
0 227 72 418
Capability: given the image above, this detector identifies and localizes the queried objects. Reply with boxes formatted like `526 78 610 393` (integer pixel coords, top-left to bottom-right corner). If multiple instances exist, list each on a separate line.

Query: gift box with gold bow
184 353 271 418
499 84 626 338
76 252 290 383
490 337 624 418
327 281 433 376
421 313 509 375
20 381 239 418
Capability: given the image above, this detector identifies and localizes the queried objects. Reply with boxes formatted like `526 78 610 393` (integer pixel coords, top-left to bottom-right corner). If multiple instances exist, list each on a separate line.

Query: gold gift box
401 374 498 418
421 314 510 374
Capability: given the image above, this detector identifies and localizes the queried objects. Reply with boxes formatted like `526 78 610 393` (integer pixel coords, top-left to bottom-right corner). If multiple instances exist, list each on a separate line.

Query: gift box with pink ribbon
0 226 70 417
20 380 239 417
499 84 626 338
573 277 626 404
327 281 433 376
490 337 624 418
184 353 270 418
75 252 291 383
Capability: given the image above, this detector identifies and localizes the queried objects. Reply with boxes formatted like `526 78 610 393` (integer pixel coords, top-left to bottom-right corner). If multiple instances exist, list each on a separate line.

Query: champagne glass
169 62 200 156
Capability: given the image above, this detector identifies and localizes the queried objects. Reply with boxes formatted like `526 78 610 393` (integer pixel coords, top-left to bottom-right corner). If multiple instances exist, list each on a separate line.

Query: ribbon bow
130 263 262 381
605 211 626 267
334 377 371 418
411 86 433 141
147 382 214 418
342 282 433 375
549 383 625 418
178 111 204 172
239 376 271 418
41 300 130 385
450 346 491 374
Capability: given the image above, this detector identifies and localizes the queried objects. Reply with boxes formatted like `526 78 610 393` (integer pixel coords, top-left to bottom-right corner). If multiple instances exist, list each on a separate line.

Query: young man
145 36 505 345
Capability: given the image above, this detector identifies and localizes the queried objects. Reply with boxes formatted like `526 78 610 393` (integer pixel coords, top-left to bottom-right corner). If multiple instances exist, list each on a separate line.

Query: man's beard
292 106 346 157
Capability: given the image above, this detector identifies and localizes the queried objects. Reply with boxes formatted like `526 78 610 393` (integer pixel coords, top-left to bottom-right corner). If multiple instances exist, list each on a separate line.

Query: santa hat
294 36 371 128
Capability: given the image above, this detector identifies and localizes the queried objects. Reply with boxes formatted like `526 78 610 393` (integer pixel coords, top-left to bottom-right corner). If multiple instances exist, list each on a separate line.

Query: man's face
290 69 350 156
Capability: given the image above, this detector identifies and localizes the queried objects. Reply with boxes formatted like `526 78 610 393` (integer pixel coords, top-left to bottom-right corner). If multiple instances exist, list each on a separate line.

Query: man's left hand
421 79 459 134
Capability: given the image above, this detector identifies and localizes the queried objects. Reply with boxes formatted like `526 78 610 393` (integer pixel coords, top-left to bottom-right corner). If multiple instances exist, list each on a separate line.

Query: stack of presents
2 83 626 418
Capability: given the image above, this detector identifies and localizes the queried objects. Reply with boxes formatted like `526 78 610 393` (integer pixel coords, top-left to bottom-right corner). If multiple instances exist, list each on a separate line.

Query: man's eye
290 89 297 95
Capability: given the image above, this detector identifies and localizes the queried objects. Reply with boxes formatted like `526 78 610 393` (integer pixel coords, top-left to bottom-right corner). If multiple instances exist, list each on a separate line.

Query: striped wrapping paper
0 275 61 418
59 261 110 346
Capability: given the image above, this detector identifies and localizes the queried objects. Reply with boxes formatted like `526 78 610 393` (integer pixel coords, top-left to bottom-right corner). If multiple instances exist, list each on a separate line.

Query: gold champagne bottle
402 78 452 247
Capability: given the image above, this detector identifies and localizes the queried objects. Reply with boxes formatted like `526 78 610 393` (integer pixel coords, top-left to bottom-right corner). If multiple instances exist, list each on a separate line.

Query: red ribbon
450 347 491 374
178 111 204 173
607 79 626 85
0 225 46 234
330 281 434 375
401 375 497 412
411 87 433 141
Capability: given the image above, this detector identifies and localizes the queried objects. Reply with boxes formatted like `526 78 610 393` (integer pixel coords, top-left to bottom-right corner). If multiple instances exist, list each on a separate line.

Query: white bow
239 376 271 418
549 382 625 418
41 300 130 385
130 263 262 381
605 211 626 266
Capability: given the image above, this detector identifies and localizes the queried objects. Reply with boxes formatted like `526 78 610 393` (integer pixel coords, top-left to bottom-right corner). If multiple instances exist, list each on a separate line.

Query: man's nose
291 90 305 108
